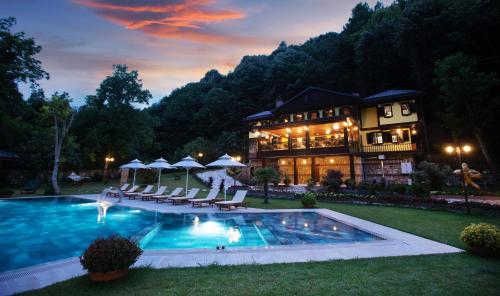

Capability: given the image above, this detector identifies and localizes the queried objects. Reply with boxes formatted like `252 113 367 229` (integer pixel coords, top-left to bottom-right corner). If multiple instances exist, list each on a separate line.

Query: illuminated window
401 102 411 116
383 104 393 118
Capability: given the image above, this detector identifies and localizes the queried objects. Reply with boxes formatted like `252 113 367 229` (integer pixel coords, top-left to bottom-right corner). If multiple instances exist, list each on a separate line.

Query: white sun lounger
152 187 184 203
127 185 153 199
140 186 167 201
215 190 248 210
169 188 200 205
189 189 219 207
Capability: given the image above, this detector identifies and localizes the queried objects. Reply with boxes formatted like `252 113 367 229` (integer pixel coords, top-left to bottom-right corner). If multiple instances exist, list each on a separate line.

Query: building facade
244 87 426 185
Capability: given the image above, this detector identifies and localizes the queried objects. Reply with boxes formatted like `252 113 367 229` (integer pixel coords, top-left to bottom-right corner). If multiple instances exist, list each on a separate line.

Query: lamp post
445 145 472 214
104 156 115 181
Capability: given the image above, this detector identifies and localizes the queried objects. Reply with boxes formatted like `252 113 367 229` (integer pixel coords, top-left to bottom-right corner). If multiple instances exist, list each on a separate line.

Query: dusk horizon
3 0 389 105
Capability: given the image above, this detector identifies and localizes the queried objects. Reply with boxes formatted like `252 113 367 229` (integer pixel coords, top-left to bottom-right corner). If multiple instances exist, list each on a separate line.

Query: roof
244 110 273 121
0 150 20 160
244 87 359 121
363 90 420 103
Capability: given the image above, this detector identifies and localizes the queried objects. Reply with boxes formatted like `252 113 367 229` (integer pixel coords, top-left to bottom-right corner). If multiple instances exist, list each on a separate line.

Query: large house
244 87 426 185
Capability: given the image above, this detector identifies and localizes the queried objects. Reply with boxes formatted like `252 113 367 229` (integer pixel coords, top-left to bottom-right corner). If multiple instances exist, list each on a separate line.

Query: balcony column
349 154 355 181
311 156 317 184
305 129 310 149
288 136 292 151
293 158 298 185
343 128 349 146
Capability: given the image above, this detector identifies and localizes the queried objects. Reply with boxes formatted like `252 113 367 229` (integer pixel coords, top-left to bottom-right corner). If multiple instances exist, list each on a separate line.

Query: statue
454 163 482 191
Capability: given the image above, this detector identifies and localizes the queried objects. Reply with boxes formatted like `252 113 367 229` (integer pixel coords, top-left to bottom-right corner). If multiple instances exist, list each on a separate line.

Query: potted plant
460 223 500 257
80 235 143 282
301 192 317 208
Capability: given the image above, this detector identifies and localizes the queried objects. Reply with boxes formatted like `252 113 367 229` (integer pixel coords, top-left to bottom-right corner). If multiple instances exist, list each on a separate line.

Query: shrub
386 183 408 194
207 176 214 188
44 183 56 195
306 178 315 190
322 169 343 192
408 183 430 198
412 161 451 191
219 179 225 191
92 172 103 182
0 188 14 196
80 235 143 273
301 192 316 207
460 223 500 257
283 174 291 186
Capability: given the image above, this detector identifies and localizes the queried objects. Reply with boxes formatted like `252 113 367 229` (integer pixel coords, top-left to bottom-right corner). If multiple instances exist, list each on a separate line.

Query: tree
0 17 48 151
74 65 155 168
253 167 279 204
435 53 499 170
47 92 76 194
93 64 152 107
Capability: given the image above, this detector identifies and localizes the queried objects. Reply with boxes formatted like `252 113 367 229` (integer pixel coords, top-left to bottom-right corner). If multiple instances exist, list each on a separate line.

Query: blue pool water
0 197 381 272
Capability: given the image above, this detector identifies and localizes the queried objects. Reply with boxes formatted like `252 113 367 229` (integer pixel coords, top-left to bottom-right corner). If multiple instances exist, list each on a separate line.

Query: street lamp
445 145 472 214
104 156 115 180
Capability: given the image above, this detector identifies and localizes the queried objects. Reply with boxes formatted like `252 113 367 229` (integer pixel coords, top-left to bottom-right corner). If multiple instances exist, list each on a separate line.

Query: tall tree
0 17 48 150
435 53 499 170
47 92 76 194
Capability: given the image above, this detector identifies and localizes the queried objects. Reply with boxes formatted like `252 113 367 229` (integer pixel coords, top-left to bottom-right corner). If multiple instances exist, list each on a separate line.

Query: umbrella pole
133 169 137 186
157 169 161 190
185 168 189 197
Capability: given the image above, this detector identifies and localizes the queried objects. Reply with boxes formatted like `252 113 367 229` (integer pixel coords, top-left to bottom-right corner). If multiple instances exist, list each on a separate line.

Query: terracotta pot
89 269 128 282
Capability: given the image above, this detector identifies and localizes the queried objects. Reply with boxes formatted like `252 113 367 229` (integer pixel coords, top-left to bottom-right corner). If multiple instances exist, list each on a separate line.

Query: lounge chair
21 180 41 194
122 185 139 196
140 186 167 201
169 188 200 205
127 185 154 199
152 187 184 203
215 190 248 211
190 189 220 207
106 183 129 197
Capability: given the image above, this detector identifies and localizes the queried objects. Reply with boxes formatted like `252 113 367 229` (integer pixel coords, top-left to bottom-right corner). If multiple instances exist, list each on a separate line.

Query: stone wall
361 154 415 184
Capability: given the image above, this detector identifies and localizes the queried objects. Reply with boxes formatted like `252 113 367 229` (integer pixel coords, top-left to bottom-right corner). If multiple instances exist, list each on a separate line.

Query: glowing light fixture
329 158 334 164
463 145 472 153
333 123 340 130
445 146 455 154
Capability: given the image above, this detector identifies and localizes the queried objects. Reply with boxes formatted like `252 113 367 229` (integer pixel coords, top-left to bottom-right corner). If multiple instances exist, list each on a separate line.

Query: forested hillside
149 0 500 169
1 0 499 172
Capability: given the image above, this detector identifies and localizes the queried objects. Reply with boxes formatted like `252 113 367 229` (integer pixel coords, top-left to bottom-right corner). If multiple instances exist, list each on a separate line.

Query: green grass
22 193 500 295
10 171 209 197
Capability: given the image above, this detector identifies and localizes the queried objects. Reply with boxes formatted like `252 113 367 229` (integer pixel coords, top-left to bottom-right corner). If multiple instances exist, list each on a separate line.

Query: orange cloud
74 0 246 43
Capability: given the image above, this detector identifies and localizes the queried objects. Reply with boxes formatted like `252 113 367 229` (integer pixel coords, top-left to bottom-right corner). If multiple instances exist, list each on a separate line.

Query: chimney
276 97 284 108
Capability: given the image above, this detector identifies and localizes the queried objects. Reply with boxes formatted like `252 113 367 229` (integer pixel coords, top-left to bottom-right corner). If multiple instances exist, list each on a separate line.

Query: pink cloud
74 0 246 43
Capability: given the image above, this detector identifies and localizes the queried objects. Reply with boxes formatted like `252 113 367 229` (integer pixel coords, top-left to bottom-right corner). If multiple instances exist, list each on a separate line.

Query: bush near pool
460 223 500 257
301 192 317 208
80 235 143 281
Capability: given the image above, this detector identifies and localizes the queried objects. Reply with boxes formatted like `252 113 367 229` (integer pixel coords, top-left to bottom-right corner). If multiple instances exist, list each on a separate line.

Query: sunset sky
2 0 390 105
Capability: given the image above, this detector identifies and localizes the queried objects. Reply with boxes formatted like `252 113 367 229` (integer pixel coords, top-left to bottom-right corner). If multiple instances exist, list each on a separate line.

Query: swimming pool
0 197 381 272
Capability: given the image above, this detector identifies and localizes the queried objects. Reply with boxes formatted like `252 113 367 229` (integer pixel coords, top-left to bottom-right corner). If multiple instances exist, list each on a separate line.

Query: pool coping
0 194 463 295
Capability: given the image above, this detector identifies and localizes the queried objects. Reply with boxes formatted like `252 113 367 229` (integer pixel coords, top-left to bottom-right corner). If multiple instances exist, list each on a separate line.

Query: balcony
362 143 417 153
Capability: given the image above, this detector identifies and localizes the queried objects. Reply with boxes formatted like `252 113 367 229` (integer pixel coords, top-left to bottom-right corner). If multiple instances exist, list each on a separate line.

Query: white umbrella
147 157 176 190
172 156 205 196
120 159 147 187
206 153 246 200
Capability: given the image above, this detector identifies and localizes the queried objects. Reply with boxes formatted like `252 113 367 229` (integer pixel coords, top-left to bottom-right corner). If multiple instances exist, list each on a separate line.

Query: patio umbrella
120 159 147 187
206 153 246 200
147 157 176 190
172 156 205 196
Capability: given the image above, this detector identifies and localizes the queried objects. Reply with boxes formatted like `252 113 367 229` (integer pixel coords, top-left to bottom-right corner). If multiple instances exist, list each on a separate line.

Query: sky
2 0 390 105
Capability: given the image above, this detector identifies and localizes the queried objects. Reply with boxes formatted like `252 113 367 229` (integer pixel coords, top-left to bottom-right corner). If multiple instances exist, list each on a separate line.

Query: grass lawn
10 171 209 197
22 193 500 295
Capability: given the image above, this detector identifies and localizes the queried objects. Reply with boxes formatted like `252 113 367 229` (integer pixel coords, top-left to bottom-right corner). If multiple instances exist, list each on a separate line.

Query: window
294 113 304 121
310 111 318 120
383 104 393 118
325 109 334 117
342 107 351 115
401 102 411 116
368 132 383 144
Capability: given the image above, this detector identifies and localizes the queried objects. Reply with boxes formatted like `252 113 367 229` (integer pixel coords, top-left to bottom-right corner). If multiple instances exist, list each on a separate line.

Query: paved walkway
432 194 500 205
0 194 462 295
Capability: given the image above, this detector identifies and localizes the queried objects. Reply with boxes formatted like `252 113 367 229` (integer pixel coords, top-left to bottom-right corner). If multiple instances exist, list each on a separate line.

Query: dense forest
1 0 500 178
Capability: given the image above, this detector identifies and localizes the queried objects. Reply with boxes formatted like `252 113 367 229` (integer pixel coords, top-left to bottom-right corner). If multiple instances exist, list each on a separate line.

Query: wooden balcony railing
362 143 417 153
